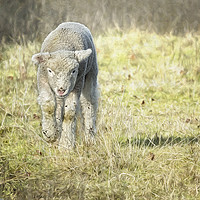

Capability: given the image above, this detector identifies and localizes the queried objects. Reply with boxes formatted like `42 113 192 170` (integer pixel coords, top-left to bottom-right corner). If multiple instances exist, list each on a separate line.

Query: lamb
32 22 99 149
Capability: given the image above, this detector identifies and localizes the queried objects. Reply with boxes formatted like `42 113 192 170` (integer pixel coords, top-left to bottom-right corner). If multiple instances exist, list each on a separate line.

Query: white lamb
32 22 98 149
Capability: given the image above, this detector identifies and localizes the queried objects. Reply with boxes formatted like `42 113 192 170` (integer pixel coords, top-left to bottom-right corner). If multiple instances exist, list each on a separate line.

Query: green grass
1 29 200 199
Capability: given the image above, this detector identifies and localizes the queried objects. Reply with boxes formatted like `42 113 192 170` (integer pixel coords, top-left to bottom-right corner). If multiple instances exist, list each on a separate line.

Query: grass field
1 28 200 199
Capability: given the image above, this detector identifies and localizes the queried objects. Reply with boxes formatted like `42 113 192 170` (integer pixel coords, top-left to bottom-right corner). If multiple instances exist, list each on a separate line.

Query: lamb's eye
72 70 76 74
47 68 55 76
48 69 52 73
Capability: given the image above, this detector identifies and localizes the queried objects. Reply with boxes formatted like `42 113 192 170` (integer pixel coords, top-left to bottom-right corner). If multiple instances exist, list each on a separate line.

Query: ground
0 29 200 199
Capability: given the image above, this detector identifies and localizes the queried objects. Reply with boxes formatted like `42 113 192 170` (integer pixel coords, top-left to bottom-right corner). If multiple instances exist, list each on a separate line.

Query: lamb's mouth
57 89 67 97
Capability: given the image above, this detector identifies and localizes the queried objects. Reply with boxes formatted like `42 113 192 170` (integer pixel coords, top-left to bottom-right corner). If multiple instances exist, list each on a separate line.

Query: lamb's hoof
84 131 96 146
42 129 58 143
58 142 75 151
85 137 96 146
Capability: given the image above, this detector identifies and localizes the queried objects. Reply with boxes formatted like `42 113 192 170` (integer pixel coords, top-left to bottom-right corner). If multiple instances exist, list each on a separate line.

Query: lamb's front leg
58 92 79 149
55 98 64 139
38 90 59 142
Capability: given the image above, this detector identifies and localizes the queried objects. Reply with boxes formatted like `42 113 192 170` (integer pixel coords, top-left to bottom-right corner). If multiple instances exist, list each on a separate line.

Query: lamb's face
32 49 92 98
46 56 79 98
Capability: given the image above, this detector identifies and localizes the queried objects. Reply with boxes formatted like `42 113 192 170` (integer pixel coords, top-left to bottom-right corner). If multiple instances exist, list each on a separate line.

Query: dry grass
1 29 200 199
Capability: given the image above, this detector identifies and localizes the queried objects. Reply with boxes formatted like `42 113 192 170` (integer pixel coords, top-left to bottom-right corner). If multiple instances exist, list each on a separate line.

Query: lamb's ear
32 52 51 65
75 49 92 63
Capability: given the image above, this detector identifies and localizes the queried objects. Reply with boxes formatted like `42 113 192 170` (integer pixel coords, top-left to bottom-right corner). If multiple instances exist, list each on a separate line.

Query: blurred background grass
1 0 200 42
1 1 200 199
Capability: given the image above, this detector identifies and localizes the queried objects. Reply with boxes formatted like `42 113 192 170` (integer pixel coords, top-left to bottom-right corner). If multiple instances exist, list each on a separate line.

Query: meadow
1 28 200 199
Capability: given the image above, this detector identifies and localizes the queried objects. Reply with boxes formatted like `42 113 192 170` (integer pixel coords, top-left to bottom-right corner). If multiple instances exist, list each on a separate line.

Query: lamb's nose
58 87 66 95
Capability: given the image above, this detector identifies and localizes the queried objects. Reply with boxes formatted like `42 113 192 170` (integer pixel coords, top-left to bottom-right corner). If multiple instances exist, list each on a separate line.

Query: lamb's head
32 49 92 98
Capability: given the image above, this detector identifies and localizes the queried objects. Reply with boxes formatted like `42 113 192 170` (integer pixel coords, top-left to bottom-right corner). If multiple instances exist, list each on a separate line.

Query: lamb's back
41 22 94 53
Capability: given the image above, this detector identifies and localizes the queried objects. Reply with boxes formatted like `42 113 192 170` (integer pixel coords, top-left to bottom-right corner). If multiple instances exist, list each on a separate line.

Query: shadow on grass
121 134 200 148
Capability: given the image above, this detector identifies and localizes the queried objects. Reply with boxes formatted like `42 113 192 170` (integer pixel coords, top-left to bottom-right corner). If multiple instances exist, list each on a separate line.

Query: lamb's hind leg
80 73 98 143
